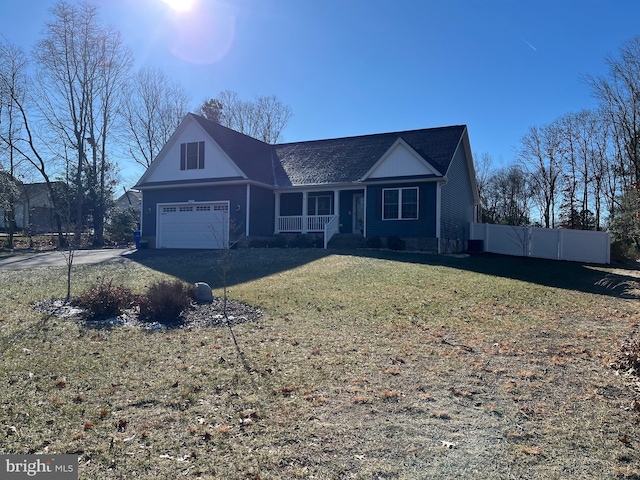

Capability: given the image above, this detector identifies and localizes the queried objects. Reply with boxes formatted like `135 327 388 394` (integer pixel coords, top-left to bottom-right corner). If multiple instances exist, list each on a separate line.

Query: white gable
138 116 246 185
363 138 440 180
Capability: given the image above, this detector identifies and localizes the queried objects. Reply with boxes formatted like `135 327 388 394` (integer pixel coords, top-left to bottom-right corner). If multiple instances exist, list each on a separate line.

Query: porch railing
278 215 334 233
323 215 339 249
278 216 303 232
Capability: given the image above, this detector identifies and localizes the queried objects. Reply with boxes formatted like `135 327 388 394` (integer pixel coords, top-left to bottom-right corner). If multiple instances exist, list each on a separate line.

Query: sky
1 0 640 188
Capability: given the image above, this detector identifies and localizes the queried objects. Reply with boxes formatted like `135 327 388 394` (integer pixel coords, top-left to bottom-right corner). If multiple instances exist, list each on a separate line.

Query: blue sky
2 0 640 185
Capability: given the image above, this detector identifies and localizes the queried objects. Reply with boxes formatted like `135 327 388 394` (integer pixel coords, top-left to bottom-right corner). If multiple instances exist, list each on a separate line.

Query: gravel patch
32 297 262 330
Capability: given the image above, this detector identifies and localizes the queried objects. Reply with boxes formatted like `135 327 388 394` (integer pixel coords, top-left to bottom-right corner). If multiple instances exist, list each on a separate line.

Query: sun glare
163 0 196 13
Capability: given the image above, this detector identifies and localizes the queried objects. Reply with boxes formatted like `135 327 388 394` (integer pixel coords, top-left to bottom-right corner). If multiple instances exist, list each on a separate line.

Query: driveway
0 248 136 270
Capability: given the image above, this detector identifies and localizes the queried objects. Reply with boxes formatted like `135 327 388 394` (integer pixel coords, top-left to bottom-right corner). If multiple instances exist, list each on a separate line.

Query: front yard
1 249 640 479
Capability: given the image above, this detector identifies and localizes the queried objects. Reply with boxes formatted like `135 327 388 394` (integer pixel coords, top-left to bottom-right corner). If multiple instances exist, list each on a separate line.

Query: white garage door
157 202 229 249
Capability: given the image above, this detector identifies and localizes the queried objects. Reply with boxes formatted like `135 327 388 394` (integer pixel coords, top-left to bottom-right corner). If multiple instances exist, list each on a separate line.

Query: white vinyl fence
469 223 610 264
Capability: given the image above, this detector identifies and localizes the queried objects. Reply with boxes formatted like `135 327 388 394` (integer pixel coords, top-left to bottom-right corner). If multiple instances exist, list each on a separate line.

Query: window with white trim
307 195 331 216
382 187 418 220
180 141 205 170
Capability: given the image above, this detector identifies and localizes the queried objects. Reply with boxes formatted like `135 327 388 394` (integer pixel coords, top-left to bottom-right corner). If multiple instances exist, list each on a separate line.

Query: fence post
484 222 490 251
558 228 564 261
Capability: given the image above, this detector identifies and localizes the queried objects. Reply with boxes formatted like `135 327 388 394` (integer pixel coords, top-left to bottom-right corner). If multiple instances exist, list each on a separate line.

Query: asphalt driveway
0 248 136 270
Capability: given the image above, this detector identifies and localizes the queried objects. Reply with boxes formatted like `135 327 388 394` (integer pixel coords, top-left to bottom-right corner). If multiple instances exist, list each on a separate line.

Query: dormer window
180 141 205 170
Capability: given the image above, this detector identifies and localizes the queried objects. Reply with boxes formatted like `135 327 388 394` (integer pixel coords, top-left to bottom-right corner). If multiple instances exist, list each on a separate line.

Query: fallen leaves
519 446 544 456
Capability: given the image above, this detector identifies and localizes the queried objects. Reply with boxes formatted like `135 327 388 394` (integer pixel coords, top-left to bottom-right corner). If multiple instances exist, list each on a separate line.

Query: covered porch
275 189 365 241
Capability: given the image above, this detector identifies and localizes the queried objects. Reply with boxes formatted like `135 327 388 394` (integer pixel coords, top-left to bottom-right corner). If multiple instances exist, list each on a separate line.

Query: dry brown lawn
1 248 640 479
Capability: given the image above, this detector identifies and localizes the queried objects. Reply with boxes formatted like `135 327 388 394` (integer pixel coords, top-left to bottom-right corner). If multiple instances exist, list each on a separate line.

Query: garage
156 202 229 249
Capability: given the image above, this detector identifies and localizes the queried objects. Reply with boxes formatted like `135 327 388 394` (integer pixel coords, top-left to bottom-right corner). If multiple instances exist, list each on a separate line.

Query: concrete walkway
0 248 136 270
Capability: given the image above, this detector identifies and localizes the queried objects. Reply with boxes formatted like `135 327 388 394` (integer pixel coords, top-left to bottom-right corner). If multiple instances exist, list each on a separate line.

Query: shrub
139 280 194 323
269 235 287 248
366 236 382 249
74 278 133 320
288 234 322 248
269 235 288 248
387 235 406 251
610 241 639 263
249 238 270 248
248 235 288 248
106 207 138 245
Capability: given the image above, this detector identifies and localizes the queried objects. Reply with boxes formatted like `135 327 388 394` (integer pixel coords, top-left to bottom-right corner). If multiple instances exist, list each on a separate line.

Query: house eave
135 177 273 190
274 181 364 192
360 175 445 185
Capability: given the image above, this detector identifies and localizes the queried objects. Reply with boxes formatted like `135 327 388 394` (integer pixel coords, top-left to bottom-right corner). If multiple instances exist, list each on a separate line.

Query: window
180 141 205 170
308 195 332 216
382 187 418 220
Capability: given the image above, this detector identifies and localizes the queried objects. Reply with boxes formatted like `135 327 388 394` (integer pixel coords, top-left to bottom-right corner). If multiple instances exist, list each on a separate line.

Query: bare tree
123 66 190 169
198 90 292 143
518 123 562 228
33 1 133 246
0 40 69 246
484 164 531 226
473 152 494 222
0 41 27 248
587 35 640 188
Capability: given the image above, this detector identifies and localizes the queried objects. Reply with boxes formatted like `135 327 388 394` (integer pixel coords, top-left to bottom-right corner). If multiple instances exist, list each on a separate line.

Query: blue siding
440 145 475 242
279 193 302 216
249 185 275 236
365 183 437 238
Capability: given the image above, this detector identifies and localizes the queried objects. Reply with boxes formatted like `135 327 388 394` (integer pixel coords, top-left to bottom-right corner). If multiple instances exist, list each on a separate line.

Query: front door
353 193 364 234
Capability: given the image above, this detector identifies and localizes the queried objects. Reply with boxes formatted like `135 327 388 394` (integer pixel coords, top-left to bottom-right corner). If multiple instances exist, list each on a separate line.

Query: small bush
106 207 138 245
249 238 270 248
75 278 133 320
288 234 322 248
249 235 288 248
366 236 382 249
610 241 639 263
139 280 194 323
387 235 406 251
269 235 288 248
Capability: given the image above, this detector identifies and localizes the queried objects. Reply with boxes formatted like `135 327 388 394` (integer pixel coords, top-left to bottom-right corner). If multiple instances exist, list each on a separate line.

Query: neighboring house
114 190 142 217
0 182 58 234
134 113 480 251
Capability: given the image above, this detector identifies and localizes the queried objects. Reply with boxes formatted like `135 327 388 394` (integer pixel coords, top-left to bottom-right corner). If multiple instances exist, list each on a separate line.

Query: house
0 182 58 234
114 190 142 217
134 113 480 252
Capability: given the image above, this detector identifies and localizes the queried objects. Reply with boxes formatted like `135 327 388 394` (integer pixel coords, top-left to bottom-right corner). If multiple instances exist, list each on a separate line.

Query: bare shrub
74 278 133 319
139 280 194 323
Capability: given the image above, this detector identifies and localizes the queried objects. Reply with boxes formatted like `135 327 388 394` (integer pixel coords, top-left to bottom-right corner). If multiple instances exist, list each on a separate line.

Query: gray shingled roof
190 114 466 187
191 114 276 185
273 126 466 186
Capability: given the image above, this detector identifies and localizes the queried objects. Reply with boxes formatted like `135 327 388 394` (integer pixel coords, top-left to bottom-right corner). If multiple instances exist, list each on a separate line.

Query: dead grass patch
1 250 640 478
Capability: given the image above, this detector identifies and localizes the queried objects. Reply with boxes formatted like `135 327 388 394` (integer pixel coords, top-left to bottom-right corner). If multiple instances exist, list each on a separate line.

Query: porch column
274 192 281 233
302 191 308 233
333 189 340 231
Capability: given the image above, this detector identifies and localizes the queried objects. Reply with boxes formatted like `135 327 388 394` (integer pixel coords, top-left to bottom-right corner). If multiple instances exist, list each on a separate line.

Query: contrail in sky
520 36 538 52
